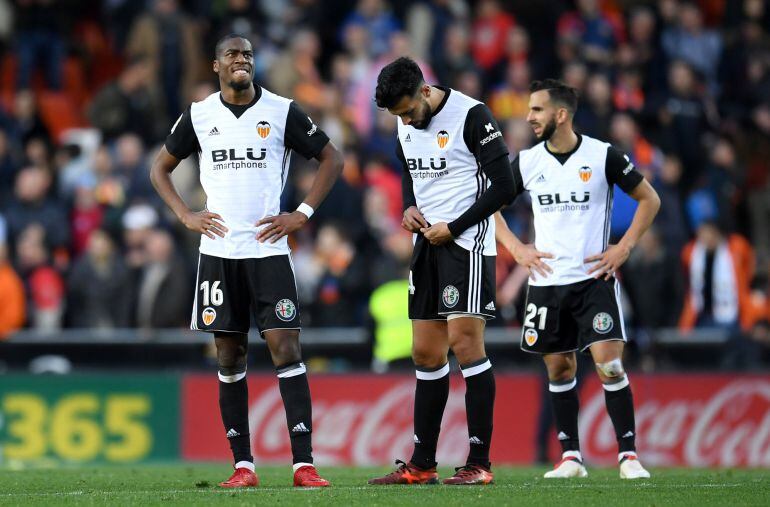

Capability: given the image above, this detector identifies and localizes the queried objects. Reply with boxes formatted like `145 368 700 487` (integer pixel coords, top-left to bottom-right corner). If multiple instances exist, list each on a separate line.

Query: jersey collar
545 133 582 165
430 86 451 118
219 85 262 119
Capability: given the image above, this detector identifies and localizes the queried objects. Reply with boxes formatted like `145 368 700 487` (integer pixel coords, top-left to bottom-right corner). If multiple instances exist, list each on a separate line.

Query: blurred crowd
0 0 769 366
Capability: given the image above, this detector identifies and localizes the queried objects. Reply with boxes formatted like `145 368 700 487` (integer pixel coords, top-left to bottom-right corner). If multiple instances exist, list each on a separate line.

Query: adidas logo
292 422 310 433
209 127 220 136
485 301 496 311
413 434 421 444
226 428 239 438
622 431 635 438
536 174 546 183
404 133 411 142
469 436 483 445
557 431 569 441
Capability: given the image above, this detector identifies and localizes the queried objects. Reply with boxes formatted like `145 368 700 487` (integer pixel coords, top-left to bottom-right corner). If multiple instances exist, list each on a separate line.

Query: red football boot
293 465 330 487
368 460 439 485
219 467 259 488
442 464 494 485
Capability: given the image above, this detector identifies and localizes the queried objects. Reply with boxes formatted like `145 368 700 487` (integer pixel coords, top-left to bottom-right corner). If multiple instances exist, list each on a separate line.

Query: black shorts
191 253 301 335
408 236 496 320
520 277 626 354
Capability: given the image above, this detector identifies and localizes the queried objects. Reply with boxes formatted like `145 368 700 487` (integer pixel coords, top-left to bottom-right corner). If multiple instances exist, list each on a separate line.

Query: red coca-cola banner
181 374 770 468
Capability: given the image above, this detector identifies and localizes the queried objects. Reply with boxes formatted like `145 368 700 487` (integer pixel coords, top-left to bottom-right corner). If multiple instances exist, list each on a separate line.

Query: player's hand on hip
182 210 228 239
402 206 429 232
256 211 308 243
513 243 554 280
420 222 452 245
584 243 631 280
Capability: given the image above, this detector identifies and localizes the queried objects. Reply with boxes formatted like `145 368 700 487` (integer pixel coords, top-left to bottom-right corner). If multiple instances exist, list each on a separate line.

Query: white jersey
397 88 509 256
513 134 643 286
165 87 328 259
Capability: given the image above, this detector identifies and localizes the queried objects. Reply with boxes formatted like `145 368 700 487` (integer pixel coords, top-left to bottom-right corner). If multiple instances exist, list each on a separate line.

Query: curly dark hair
529 79 579 113
374 57 425 109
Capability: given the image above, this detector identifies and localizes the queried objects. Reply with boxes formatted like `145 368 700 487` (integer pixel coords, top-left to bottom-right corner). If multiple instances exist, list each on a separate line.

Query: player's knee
412 346 446 369
268 337 302 365
448 336 484 365
216 343 247 374
596 358 624 378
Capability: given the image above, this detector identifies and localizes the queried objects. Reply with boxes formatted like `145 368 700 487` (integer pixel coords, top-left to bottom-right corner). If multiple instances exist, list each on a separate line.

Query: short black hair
375 57 424 109
529 79 579 114
215 33 250 59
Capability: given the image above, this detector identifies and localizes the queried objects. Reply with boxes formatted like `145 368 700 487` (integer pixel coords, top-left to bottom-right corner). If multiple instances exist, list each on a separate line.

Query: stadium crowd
0 0 768 367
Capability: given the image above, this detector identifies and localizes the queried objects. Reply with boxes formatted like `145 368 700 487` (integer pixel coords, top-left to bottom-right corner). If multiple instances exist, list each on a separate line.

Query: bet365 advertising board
0 375 179 464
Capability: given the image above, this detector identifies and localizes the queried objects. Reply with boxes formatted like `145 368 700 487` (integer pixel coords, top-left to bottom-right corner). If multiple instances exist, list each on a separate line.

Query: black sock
410 363 450 469
549 378 580 454
462 358 495 468
604 375 636 454
219 371 253 465
277 362 313 464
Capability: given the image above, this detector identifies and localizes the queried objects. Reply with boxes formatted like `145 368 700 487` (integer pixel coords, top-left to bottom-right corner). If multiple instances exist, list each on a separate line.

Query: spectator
13 0 69 90
488 61 531 121
66 229 131 328
340 0 401 59
310 223 369 327
661 0 723 93
114 134 155 205
134 228 191 328
125 0 205 118
470 0 515 84
0 130 22 205
4 166 69 253
0 227 25 338
15 223 64 331
623 226 683 330
88 56 168 144
679 220 755 333
574 72 614 139
652 154 689 252
556 0 621 68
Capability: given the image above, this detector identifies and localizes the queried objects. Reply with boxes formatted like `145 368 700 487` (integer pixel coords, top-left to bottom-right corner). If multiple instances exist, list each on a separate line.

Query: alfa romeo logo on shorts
593 312 614 334
442 285 459 308
524 328 538 346
275 299 297 322
202 307 217 326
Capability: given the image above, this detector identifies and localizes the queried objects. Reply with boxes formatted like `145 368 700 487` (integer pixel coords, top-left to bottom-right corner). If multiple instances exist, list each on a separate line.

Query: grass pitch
1 463 768 506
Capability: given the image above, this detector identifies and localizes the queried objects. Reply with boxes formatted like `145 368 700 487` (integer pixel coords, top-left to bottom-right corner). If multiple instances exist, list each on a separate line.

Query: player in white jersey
368 57 515 486
496 79 660 479
150 35 343 488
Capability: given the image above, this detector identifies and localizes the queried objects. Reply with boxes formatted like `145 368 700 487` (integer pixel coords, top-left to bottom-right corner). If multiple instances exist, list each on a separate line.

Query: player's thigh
409 235 441 320
520 284 577 354
247 254 302 335
436 242 496 319
192 254 250 333
412 319 449 368
572 277 627 353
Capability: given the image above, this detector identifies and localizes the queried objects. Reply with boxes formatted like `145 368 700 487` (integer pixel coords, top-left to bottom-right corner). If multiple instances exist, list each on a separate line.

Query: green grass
1 463 768 506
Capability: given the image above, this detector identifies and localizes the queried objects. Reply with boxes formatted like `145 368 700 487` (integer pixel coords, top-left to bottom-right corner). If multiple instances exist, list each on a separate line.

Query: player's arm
585 147 661 280
421 104 515 244
494 157 553 279
257 102 344 243
399 137 428 232
150 107 227 239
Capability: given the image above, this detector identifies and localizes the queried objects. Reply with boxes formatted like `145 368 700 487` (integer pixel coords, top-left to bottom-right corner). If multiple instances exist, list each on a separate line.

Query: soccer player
368 57 515 485
150 34 343 488
496 79 660 479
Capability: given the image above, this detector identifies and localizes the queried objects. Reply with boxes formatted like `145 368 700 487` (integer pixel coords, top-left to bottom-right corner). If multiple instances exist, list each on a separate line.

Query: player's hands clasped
256 211 308 243
420 222 453 245
182 210 228 239
513 243 554 280
402 206 429 233
584 243 631 280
